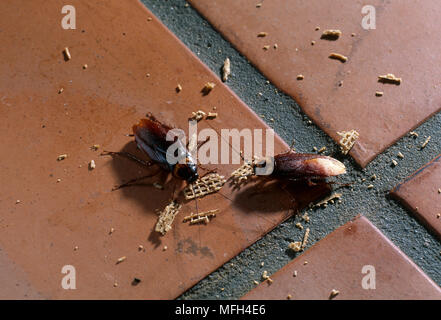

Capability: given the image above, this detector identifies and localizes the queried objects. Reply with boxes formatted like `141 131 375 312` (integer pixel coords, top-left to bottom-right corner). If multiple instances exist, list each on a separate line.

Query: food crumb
58 88 64 94
113 282 118 287
397 152 404 159
222 58 231 82
287 294 292 300
293 270 298 277
16 200 21 204
156 201 182 235
163 245 168 251
297 74 304 80
147 17 152 22
288 241 302 252
57 178 62 183
337 130 359 155
318 146 326 153
202 82 215 95
367 184 374 189
304 261 308 265
207 112 218 119
378 73 401 85
329 289 340 299
253 280 259 285
391 159 398 167
311 40 316 46
74 246 79 251
116 256 126 264
176 84 183 93
190 110 207 122
329 52 348 63
421 136 431 149
132 278 141 286
138 245 144 251
256 3 262 8
63 47 71 61
321 29 342 40
83 64 88 70
57 154 68 161
89 160 96 170
409 131 419 138
263 45 270 50
315 26 320 31
273 44 278 49
257 32 268 37
295 222 303 230
90 144 100 151
375 91 384 97
301 228 310 249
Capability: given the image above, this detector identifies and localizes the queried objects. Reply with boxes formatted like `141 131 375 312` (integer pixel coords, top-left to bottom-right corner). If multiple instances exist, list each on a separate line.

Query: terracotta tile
0 0 331 298
242 215 441 300
188 0 441 167
391 155 441 240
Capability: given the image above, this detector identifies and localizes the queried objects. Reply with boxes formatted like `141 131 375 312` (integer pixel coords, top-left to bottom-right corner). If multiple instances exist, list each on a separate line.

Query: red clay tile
242 215 441 300
391 155 441 240
0 0 331 298
189 0 441 167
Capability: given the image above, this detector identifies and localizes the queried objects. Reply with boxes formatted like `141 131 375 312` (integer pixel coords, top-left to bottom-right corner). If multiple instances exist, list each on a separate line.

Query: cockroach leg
112 169 162 191
101 151 154 168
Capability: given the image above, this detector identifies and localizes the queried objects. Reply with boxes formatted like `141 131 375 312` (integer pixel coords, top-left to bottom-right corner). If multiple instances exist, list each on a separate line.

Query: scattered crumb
409 131 419 138
397 152 404 159
263 45 270 50
222 58 231 82
318 146 326 153
351 33 356 37
273 44 278 49
16 200 21 204
109 227 115 235
262 270 269 280
289 241 302 252
438 189 441 194
207 112 218 119
155 201 182 235
146 73 150 77
57 154 68 161
257 32 268 37
311 40 316 46
83 64 88 70
375 91 384 97
132 278 141 286
329 52 348 63
230 160 255 185
113 282 118 287
302 213 310 223
367 184 374 189
89 160 96 170
163 245 168 251
337 130 359 155
63 47 71 61
436 214 440 219
371 174 377 180
391 159 398 167
90 144 100 151
301 228 310 249
267 278 273 284
256 3 262 8
57 178 61 183
176 84 183 93
183 209 219 225
321 29 342 40
184 173 226 199
378 74 401 85
304 261 308 265
260 262 264 267
190 110 207 122
287 294 292 300
202 82 215 95
313 193 342 208
421 136 431 149
329 289 340 299
58 88 64 94
296 74 304 80
253 280 259 285
147 17 152 22
293 270 298 277
138 245 144 251
315 26 320 31
295 222 303 230
74 246 79 251
116 256 126 264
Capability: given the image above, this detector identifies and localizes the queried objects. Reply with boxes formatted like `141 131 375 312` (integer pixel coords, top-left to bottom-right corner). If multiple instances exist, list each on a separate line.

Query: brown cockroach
101 113 199 190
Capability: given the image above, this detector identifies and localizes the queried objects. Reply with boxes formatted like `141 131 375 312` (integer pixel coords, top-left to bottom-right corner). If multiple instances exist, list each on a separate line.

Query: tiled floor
0 0 440 299
391 155 441 240
189 0 441 168
243 215 441 300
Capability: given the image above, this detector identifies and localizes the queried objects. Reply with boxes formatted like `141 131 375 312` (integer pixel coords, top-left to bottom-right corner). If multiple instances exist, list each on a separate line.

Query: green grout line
141 0 441 299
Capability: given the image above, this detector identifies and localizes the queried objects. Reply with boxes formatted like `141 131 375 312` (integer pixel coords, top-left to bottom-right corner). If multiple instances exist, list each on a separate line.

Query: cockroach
101 113 199 190
252 151 346 186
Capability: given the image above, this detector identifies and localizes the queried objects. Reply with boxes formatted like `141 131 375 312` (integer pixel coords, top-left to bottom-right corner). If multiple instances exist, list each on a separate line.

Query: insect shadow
231 176 332 215
105 140 189 247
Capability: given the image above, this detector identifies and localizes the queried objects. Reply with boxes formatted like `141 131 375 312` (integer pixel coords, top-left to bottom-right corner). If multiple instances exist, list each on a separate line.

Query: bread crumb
89 160 96 170
138 245 144 251
293 270 298 277
257 32 268 37
147 17 152 22
191 110 207 122
375 91 384 97
176 84 183 93
397 152 404 159
256 3 262 8
183 209 218 225
230 160 255 186
378 74 401 85
329 289 340 299
409 131 419 138
295 222 303 230
57 154 68 161
329 52 348 63
58 88 64 94
337 130 359 155
263 45 270 50
207 112 218 119
74 246 79 251
287 294 292 300
304 261 308 265
90 144 100 151
321 30 342 40
253 280 259 285
273 44 278 49
311 40 316 45
313 193 342 208
421 136 431 149
301 228 310 249
318 146 326 153
109 227 115 235
63 47 71 61
288 241 302 252
163 245 168 251
16 200 21 204
367 184 374 189
116 256 126 264
155 200 182 235
202 82 215 95
315 26 320 31
184 173 226 199
297 74 304 80
222 58 231 82
391 159 398 167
